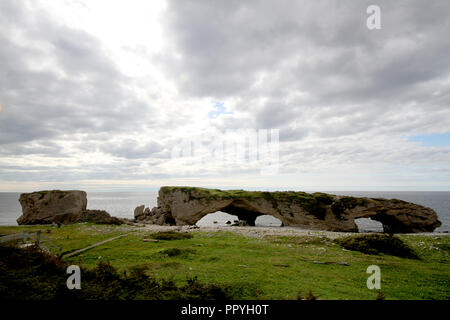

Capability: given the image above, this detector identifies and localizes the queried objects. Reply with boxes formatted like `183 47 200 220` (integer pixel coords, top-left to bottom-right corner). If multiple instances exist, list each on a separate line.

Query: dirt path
62 233 130 258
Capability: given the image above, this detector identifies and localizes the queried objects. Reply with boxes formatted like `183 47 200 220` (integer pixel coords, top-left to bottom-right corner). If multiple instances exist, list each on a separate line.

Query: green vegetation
0 245 237 300
335 234 419 259
149 231 193 240
161 186 336 218
1 224 449 300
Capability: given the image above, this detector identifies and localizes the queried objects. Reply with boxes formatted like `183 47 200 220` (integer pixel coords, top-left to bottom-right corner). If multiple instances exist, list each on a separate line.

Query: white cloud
0 0 449 191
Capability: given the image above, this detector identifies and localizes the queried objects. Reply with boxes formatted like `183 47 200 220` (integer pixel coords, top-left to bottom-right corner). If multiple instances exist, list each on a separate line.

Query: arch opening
355 218 384 233
196 211 239 227
195 212 283 227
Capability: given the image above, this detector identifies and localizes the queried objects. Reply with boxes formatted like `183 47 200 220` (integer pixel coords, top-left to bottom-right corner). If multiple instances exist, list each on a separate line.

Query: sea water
1 191 449 232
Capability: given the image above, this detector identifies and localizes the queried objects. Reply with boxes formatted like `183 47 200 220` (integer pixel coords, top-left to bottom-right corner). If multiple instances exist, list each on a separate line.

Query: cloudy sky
0 0 449 192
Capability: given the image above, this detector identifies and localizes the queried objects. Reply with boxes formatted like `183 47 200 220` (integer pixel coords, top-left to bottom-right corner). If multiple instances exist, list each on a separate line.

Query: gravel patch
132 224 450 239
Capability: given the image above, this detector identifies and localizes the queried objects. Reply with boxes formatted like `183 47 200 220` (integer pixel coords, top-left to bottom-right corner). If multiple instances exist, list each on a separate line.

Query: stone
139 186 441 233
17 190 122 225
78 209 123 225
17 190 87 225
232 220 248 226
134 205 145 220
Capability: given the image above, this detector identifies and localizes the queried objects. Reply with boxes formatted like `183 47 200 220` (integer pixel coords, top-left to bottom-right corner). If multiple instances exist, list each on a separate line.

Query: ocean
1 191 449 232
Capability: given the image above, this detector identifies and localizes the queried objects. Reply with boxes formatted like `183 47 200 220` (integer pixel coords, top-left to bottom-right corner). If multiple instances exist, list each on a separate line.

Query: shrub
149 231 193 240
335 234 419 259
0 245 245 300
376 291 386 300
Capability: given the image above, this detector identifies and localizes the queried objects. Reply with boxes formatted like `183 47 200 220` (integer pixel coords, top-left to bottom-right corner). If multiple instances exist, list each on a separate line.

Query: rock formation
78 209 123 225
134 205 145 220
17 190 122 225
137 187 441 233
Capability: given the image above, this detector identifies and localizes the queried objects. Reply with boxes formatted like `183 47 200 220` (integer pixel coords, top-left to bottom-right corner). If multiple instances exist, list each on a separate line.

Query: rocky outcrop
17 190 87 225
138 187 441 233
78 210 123 225
17 190 122 225
134 205 145 220
134 204 172 225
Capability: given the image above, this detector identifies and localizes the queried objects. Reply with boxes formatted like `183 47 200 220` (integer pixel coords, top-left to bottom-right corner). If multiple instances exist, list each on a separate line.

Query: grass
1 224 449 300
157 248 196 257
0 245 237 300
0 223 129 256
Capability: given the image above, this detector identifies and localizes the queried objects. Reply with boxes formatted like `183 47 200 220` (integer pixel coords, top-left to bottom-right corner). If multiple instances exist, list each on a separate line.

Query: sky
0 0 449 192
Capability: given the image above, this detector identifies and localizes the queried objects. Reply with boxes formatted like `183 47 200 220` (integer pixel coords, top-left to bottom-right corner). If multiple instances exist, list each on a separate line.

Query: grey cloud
162 0 450 138
0 1 154 149
101 140 165 160
1 0 449 185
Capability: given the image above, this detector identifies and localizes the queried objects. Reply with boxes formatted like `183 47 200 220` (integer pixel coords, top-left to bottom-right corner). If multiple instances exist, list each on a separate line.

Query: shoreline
2 221 449 238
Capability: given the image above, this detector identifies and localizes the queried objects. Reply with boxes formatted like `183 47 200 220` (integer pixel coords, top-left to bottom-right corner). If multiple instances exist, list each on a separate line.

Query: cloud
160 0 450 134
0 1 159 157
0 0 449 190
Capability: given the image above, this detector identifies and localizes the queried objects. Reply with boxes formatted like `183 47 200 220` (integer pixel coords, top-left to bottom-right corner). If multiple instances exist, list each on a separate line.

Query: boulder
138 186 441 233
17 190 122 225
17 190 87 225
78 210 123 225
134 205 145 220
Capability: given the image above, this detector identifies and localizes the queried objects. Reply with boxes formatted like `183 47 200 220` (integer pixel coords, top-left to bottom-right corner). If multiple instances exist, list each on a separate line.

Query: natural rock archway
136 187 441 233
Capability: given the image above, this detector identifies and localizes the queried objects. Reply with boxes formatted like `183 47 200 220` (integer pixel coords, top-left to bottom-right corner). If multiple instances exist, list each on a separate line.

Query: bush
335 234 419 259
0 245 245 300
149 231 193 240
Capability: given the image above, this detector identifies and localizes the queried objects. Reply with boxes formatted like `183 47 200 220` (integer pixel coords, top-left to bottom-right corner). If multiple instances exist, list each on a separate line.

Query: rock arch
136 187 441 233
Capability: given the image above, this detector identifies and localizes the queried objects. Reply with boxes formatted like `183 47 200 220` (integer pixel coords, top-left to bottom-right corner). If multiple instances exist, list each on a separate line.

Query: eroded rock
17 190 122 225
137 187 441 233
17 190 87 225
79 209 123 225
134 205 145 220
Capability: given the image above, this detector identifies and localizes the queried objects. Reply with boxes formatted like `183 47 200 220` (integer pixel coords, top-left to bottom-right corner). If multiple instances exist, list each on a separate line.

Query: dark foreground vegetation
149 231 194 240
0 244 247 300
335 234 420 259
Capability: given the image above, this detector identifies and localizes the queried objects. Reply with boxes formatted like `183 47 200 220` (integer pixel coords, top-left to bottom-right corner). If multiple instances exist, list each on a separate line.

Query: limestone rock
17 190 122 225
78 210 123 225
134 205 145 220
141 187 441 233
17 190 87 225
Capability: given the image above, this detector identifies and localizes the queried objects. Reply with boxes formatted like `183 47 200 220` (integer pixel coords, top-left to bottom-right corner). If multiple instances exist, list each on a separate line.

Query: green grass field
0 223 449 300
